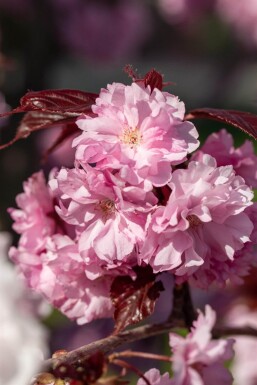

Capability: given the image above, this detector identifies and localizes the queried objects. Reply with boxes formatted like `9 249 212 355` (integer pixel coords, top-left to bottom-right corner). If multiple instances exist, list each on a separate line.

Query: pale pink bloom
0 233 48 385
10 234 114 325
188 203 257 288
74 82 199 187
169 305 234 385
216 0 257 48
226 304 257 385
40 235 114 324
137 369 174 385
140 155 254 287
8 171 57 254
9 171 114 324
50 165 157 279
193 129 257 188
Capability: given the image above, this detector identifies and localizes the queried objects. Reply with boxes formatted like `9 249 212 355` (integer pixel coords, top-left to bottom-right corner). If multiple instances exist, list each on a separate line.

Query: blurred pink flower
51 0 152 62
140 155 254 287
137 369 173 385
75 81 199 187
226 304 257 385
8 171 56 254
193 129 257 188
169 305 234 385
216 0 257 48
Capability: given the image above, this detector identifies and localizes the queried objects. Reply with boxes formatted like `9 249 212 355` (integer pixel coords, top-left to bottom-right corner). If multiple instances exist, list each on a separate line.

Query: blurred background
1 1 257 384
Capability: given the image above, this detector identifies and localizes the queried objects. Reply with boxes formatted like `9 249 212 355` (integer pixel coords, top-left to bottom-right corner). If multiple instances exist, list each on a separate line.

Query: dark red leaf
111 266 164 334
185 108 257 141
0 89 98 118
0 111 77 150
124 66 164 91
0 89 97 150
143 69 164 91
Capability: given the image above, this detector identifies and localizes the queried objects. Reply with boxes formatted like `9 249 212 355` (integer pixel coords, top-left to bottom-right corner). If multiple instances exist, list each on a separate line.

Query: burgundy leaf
143 69 164 91
185 108 257 141
111 266 164 334
0 89 98 118
124 65 164 91
0 111 77 150
0 89 97 150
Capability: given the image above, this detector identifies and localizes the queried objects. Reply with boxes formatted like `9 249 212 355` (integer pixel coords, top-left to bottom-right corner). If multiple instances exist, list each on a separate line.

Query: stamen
187 214 202 228
121 127 142 147
97 199 116 219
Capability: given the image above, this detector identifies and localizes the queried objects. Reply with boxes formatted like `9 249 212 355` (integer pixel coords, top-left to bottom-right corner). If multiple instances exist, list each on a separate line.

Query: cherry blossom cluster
138 306 234 385
9 78 257 327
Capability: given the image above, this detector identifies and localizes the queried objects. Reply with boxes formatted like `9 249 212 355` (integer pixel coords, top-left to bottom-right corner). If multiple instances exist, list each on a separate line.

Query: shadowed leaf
143 69 164 91
0 89 97 117
0 89 97 150
111 266 164 334
186 108 257 140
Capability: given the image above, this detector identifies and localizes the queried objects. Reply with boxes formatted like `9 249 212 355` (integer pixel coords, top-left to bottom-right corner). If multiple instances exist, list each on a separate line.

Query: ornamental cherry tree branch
43 320 257 370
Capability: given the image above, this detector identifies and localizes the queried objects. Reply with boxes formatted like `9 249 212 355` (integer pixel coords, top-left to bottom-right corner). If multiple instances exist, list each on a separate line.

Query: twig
168 282 197 328
109 350 172 363
43 321 257 371
213 326 257 339
112 358 151 385
44 320 176 369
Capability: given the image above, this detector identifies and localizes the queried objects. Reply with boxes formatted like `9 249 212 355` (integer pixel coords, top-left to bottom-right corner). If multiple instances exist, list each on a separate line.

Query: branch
44 318 257 372
213 326 257 339
44 320 177 369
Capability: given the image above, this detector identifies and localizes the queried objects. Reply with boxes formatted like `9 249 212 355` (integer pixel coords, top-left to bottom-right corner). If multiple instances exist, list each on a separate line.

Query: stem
43 321 257 370
168 282 197 328
44 320 176 369
112 358 151 385
109 350 172 363
213 326 257 339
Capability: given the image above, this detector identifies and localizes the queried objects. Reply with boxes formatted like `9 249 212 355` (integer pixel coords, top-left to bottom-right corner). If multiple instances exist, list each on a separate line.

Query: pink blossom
169 305 234 385
137 369 174 385
50 165 157 279
9 171 113 324
74 82 199 187
10 234 114 324
193 129 257 188
188 203 257 288
140 155 254 287
8 171 57 254
226 304 257 385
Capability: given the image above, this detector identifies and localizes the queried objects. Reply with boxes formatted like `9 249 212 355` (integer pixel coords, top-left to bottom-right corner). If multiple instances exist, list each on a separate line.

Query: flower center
121 127 142 147
187 214 202 228
98 199 116 219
